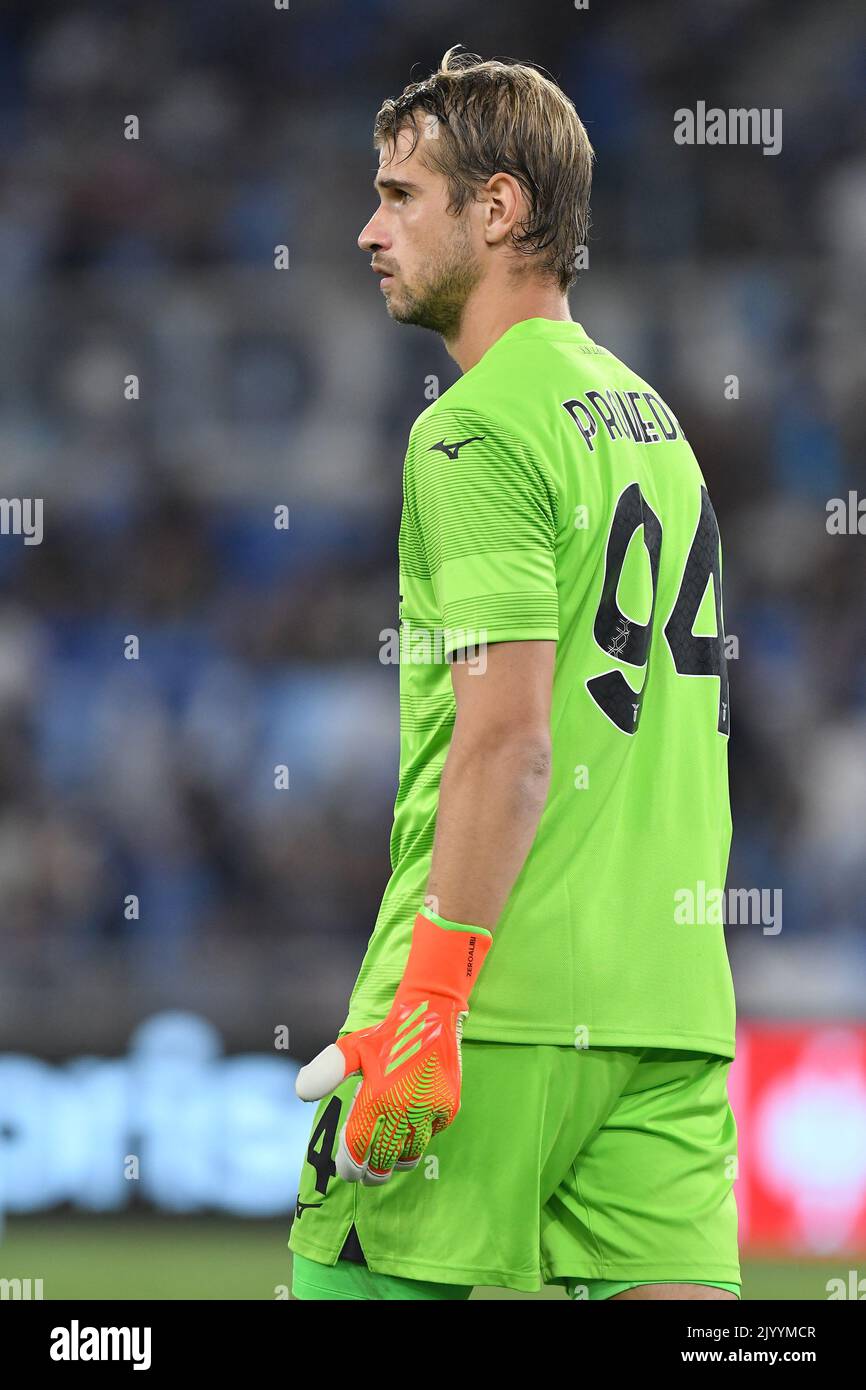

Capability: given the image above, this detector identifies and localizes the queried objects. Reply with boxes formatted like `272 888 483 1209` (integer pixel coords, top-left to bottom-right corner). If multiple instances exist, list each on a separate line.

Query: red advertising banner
730 1025 866 1256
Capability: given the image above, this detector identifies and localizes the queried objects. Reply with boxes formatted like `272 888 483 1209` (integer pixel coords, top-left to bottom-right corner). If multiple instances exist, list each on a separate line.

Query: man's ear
481 171 525 248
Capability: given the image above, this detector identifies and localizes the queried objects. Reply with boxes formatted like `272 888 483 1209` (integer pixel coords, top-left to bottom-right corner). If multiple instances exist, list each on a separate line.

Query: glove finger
431 1101 458 1136
335 1081 377 1183
366 1109 419 1183
295 1033 364 1103
295 1043 350 1102
336 1119 370 1183
395 1113 434 1168
362 1159 394 1187
393 1156 422 1171
336 1108 394 1186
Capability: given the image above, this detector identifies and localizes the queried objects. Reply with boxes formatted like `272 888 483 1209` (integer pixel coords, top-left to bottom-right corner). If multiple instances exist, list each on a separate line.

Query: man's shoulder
407 358 546 464
408 374 493 437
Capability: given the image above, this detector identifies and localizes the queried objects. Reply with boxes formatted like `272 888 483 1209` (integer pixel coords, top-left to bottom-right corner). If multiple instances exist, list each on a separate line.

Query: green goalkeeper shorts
288 1042 740 1298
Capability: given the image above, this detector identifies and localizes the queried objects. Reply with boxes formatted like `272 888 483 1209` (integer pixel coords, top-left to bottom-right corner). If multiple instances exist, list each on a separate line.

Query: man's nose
358 209 390 253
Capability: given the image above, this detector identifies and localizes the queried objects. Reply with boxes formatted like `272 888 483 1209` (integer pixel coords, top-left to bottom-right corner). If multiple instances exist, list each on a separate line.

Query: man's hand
295 910 493 1185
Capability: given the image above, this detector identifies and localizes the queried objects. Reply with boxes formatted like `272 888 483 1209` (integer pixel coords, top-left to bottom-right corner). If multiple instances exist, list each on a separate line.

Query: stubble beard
385 219 482 339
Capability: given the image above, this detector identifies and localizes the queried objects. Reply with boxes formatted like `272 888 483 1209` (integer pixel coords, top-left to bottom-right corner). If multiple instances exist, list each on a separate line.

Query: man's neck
444 279 573 374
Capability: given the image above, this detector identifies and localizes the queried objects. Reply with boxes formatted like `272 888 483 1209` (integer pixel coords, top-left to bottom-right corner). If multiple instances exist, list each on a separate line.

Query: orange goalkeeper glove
295 908 493 1185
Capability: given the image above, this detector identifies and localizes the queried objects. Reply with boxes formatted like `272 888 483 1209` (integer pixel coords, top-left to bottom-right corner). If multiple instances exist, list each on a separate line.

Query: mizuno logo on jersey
295 1197 324 1219
429 436 485 460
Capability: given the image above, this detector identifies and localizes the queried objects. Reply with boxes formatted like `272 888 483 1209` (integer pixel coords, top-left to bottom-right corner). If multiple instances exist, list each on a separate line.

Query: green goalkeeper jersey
342 317 736 1058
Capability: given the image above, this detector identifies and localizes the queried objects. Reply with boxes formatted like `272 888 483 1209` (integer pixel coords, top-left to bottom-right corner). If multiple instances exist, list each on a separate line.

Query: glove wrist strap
398 910 493 1014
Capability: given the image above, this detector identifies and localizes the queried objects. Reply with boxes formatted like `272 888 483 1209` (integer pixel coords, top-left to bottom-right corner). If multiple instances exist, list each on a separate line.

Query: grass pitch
0 1216 840 1300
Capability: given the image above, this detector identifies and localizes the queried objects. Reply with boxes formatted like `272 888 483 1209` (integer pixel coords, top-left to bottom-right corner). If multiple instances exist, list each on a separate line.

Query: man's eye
395 189 411 203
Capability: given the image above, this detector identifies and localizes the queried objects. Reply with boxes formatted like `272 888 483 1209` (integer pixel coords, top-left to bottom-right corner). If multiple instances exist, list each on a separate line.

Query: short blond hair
374 45 594 292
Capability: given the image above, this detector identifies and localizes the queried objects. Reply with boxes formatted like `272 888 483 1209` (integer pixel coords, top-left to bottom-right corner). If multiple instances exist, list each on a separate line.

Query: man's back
343 316 736 1059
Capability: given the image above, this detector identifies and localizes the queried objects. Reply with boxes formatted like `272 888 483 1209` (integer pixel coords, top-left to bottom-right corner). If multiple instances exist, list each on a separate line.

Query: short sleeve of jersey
403 408 560 658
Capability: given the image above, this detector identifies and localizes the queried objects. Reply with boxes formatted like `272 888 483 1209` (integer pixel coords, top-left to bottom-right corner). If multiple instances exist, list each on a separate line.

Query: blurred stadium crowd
0 0 864 1056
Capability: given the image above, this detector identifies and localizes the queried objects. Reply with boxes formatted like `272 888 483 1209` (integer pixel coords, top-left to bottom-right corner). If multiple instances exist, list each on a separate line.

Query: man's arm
424 638 556 931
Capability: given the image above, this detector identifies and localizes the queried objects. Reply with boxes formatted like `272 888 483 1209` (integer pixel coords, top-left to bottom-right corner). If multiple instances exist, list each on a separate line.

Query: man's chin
383 288 437 330
385 293 423 327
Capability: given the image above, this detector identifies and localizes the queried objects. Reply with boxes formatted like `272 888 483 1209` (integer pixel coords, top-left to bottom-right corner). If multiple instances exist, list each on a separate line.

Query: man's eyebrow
374 175 422 193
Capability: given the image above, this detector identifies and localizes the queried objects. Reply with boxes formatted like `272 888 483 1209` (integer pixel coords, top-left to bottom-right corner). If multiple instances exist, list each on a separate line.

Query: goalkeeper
289 47 740 1302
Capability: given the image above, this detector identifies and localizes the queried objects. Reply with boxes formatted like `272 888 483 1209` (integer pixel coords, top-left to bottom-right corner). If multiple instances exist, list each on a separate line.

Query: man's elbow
453 720 553 779
495 727 553 818
511 729 553 781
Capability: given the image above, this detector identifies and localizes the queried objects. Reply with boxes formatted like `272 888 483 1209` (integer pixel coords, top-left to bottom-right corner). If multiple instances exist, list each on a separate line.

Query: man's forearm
424 728 552 931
